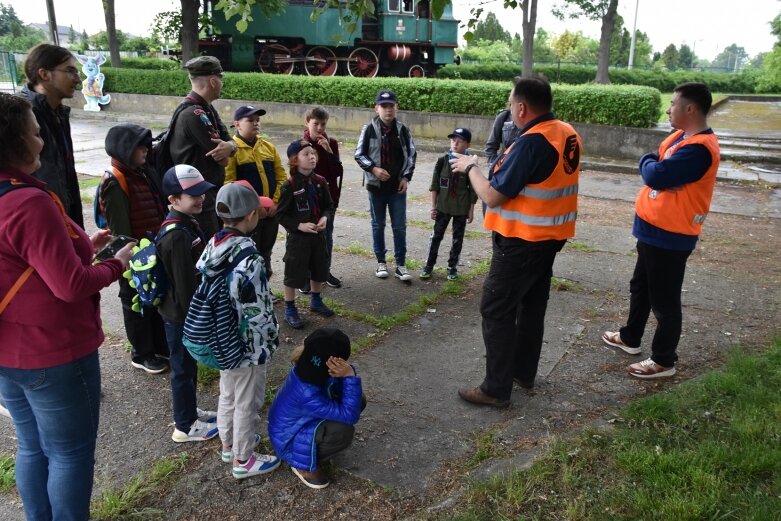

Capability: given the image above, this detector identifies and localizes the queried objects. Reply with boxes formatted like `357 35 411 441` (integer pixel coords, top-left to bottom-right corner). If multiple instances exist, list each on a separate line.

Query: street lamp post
628 0 640 69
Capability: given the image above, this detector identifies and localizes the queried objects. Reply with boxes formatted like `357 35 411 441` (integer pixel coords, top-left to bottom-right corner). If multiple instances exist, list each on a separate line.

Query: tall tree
554 0 618 83
712 43 748 71
0 3 23 36
471 12 511 44
180 0 201 63
102 0 121 66
661 43 679 70
678 43 694 69
520 0 538 77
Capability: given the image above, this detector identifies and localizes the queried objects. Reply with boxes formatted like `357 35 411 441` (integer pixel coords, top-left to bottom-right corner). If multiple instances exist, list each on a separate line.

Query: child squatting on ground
157 164 220 443
277 139 336 329
268 327 365 489
198 180 281 479
421 127 477 281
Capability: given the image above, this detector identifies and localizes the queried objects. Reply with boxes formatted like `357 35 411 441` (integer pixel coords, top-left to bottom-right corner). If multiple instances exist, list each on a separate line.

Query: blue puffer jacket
268 367 363 472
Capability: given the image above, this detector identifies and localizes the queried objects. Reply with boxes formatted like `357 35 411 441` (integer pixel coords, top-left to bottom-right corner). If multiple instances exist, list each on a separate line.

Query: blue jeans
164 320 198 432
368 190 407 265
0 351 101 521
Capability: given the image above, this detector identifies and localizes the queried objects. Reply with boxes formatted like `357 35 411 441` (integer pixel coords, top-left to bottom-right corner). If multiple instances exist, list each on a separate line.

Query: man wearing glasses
169 55 237 239
20 44 83 228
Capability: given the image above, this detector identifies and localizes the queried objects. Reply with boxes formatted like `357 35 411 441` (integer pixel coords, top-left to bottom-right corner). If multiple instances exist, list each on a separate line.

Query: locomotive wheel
408 64 426 78
258 44 294 75
347 47 379 78
305 46 338 77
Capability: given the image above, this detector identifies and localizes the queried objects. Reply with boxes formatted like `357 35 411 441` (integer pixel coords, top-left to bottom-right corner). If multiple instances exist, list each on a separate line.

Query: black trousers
425 212 467 269
620 241 692 367
314 394 366 463
119 278 169 362
252 214 280 277
479 234 564 401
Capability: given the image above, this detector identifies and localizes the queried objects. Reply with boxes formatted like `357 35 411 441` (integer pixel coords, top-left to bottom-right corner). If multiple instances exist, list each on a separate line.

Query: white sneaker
232 452 281 479
394 266 412 281
628 358 676 379
376 262 389 278
172 419 219 443
0 397 10 419
197 407 217 423
221 433 262 463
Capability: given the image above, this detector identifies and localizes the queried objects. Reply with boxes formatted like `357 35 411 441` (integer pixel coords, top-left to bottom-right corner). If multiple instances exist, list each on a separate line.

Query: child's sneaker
310 298 335 317
285 306 304 329
419 266 433 279
221 433 261 463
171 419 219 443
197 407 217 423
447 267 458 280
291 466 331 489
298 280 311 295
394 266 412 281
232 453 281 479
376 262 389 278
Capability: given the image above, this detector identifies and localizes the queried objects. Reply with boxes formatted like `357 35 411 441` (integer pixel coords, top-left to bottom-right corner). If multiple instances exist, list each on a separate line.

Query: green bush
104 57 181 70
438 63 764 93
101 69 661 128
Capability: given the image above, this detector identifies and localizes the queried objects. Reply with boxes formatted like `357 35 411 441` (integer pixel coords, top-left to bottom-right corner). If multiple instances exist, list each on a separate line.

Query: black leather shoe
457 386 510 408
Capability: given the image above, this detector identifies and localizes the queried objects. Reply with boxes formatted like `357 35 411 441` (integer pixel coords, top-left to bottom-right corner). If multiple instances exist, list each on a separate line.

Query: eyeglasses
51 67 80 77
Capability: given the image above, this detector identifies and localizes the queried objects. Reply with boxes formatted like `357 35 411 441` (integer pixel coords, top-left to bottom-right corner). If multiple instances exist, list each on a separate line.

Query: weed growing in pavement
567 240 596 252
0 456 15 492
551 277 582 292
439 337 781 520
333 242 374 257
339 209 370 219
91 453 188 520
466 430 504 468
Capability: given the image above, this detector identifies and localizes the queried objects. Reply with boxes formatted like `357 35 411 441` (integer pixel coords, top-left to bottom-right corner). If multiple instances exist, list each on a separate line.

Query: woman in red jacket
0 93 134 521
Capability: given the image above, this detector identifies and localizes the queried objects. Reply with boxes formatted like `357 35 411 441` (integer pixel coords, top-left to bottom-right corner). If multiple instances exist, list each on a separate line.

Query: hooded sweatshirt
102 124 164 239
196 230 279 367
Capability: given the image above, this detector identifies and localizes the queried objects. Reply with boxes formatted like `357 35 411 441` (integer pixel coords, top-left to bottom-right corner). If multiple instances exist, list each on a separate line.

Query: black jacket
20 84 83 228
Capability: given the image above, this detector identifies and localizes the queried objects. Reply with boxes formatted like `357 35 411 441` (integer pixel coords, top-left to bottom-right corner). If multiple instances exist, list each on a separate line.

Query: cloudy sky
6 0 779 61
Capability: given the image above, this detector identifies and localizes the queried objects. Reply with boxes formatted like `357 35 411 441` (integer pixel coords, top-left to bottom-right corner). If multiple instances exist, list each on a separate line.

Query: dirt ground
0 121 778 520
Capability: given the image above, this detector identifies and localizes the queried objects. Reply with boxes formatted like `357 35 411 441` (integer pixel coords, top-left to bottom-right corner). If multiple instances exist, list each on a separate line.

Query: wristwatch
464 164 475 175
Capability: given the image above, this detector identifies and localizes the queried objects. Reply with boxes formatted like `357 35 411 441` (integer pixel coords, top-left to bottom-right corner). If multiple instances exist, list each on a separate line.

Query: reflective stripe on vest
484 119 581 241
635 130 720 236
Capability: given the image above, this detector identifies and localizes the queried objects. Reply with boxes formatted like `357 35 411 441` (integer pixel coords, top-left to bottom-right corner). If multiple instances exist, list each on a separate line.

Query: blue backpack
124 219 193 312
183 246 257 369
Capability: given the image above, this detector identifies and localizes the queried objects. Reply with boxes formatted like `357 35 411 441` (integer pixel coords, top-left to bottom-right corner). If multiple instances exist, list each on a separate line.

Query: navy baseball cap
375 90 398 105
287 139 314 158
232 105 266 121
448 127 472 143
162 164 215 197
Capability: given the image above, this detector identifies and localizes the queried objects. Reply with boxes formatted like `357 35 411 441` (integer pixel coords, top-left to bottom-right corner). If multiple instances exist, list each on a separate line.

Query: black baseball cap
233 105 267 121
448 128 472 143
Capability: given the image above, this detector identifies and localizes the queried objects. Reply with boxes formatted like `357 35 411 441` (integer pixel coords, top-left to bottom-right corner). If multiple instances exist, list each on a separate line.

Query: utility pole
45 0 59 45
628 0 639 69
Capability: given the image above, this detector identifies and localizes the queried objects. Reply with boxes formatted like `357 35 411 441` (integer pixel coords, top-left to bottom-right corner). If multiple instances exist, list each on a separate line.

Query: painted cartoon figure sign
76 53 111 112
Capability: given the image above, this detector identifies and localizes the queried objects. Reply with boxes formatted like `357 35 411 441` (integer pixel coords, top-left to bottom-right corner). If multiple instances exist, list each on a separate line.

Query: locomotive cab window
388 0 400 12
402 0 414 13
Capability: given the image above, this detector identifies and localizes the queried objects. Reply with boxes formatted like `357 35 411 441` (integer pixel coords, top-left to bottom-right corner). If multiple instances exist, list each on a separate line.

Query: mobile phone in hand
94 235 135 262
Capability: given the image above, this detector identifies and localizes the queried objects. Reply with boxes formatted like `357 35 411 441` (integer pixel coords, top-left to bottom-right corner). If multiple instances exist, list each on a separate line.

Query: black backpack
149 99 200 181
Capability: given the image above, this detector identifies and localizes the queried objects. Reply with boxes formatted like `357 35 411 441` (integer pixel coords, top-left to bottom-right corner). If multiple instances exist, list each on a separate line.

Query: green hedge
104 57 181 71
101 68 661 128
438 63 763 94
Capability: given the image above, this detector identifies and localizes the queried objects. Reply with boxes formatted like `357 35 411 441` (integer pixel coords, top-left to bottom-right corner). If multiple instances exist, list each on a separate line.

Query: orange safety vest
484 119 581 241
635 130 720 236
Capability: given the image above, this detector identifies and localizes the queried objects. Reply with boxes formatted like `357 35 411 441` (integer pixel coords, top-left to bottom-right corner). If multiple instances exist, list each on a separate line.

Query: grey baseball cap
215 181 260 218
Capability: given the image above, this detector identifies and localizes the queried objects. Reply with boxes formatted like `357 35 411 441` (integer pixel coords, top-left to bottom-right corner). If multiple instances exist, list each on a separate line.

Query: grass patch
551 277 583 292
91 453 188 520
567 240 596 253
0 456 15 493
339 209 370 219
440 337 781 520
332 242 374 258
197 363 220 387
467 430 504 468
79 176 102 190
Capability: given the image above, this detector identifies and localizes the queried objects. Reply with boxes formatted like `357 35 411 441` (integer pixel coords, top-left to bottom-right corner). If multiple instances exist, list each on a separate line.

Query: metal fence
0 51 18 93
